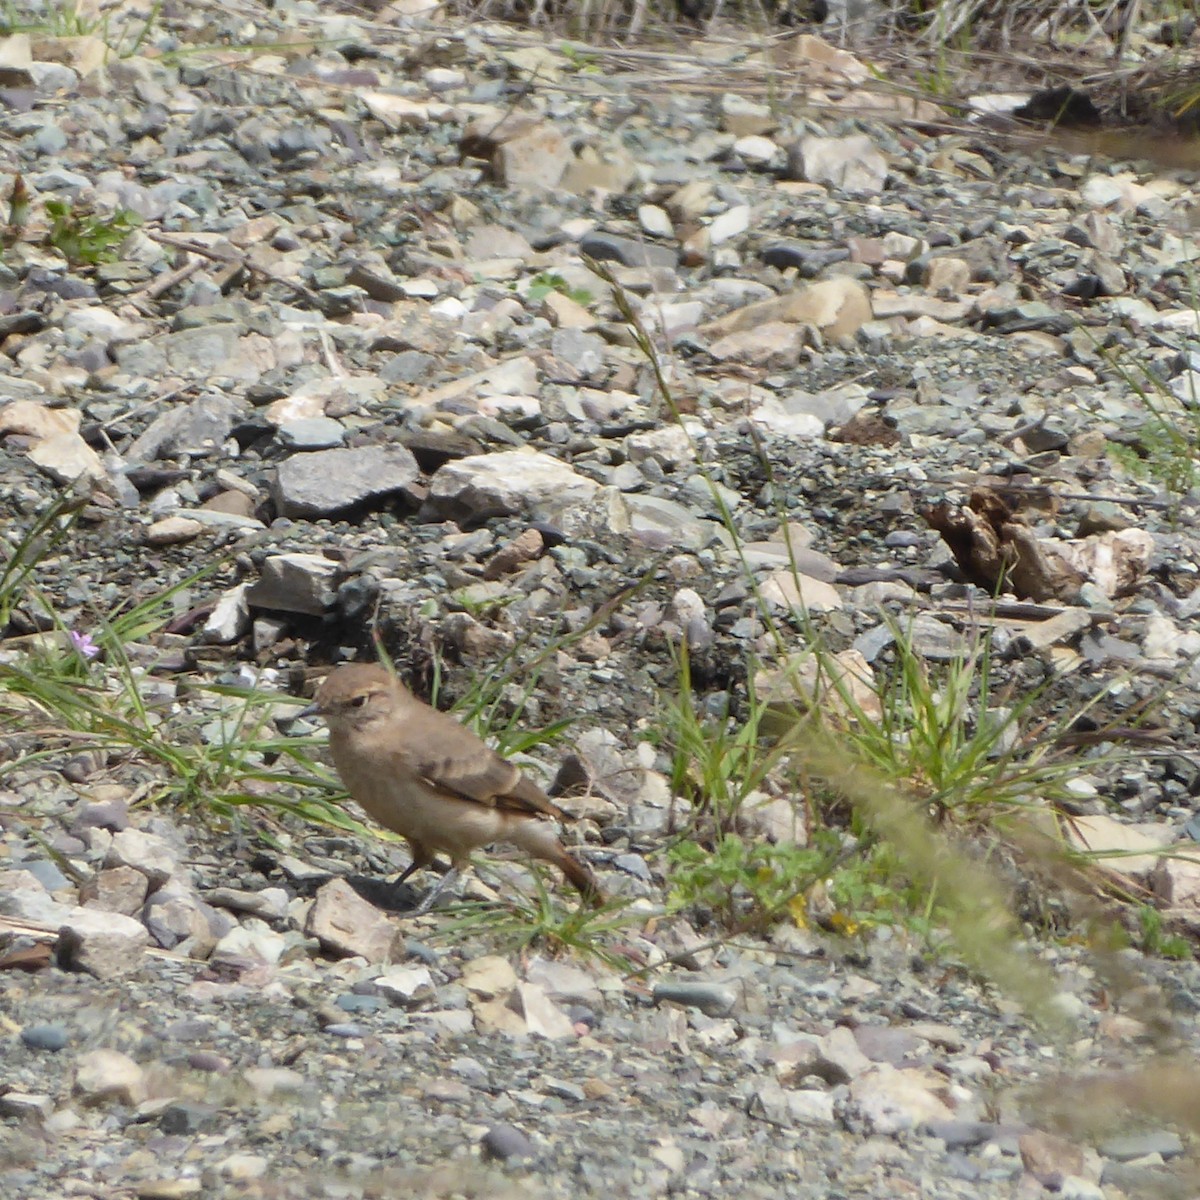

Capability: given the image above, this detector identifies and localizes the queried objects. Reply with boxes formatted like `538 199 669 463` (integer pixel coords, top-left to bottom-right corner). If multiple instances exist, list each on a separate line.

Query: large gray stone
271 444 420 518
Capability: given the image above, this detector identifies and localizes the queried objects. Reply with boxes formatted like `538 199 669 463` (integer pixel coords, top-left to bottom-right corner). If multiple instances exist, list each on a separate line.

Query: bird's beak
276 700 323 735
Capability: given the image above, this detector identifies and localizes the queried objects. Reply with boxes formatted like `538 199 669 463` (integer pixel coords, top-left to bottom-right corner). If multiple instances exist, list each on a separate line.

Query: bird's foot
410 867 459 915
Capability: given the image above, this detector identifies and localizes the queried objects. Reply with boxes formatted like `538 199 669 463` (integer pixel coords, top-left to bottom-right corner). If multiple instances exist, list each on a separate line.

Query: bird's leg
411 866 460 915
392 842 433 887
393 858 424 887
384 846 433 910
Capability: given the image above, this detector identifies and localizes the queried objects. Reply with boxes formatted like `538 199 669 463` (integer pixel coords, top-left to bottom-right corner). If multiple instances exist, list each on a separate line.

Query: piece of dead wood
148 231 322 306
0 916 187 963
922 487 1085 602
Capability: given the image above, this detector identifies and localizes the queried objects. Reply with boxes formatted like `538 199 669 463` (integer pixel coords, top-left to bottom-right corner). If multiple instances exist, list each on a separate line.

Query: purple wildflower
68 630 99 659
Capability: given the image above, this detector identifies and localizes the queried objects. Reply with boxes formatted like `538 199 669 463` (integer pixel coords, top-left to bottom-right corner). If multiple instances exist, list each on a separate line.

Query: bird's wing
398 706 566 820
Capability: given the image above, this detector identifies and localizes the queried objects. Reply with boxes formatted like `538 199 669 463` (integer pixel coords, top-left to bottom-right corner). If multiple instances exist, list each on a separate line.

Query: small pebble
542 1077 586 1102
336 993 385 1014
481 1122 536 1162
186 1051 231 1074
652 980 738 1017
20 1024 69 1052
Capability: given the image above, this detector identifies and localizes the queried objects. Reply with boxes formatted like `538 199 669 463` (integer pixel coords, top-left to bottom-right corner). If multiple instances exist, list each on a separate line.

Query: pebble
482 1123 537 1162
323 1022 367 1038
652 981 738 1017
336 993 386 1014
20 1023 69 1052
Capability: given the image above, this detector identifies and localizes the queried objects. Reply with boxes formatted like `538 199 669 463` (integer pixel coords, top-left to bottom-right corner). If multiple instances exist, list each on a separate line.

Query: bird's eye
348 694 368 708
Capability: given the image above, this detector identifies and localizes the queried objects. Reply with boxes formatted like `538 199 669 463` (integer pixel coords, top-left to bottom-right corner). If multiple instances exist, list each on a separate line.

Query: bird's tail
554 847 604 907
513 819 604 906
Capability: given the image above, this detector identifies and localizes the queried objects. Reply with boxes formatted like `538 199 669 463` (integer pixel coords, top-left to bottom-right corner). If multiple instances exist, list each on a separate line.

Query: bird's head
300 663 402 731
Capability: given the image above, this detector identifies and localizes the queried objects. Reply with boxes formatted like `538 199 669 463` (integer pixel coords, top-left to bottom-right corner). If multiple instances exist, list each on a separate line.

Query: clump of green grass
0 0 163 58
0 501 366 836
1136 904 1193 961
810 616 1119 823
664 644 800 835
0 491 85 632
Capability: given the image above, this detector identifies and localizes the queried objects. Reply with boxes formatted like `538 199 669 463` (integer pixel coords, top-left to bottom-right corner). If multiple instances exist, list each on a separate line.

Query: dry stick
931 480 1171 510
318 328 346 378
148 231 322 306
139 254 205 301
125 255 207 320
931 599 1113 622
98 385 197 431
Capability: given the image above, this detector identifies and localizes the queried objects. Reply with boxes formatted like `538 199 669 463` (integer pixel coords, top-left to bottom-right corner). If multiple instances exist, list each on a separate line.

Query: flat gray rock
272 444 420 518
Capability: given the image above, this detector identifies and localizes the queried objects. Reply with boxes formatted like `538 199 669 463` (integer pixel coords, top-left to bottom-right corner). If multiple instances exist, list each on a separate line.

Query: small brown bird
301 663 600 913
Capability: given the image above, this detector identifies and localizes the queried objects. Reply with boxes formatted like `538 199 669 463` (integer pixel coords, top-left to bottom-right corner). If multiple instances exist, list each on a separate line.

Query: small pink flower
69 630 99 659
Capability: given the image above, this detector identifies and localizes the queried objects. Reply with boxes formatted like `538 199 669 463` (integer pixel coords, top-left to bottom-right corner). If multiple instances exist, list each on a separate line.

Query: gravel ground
3 1 1200 1196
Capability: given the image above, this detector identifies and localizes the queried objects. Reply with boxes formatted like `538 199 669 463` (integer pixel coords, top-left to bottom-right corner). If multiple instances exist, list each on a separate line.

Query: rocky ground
3 1 1200 1197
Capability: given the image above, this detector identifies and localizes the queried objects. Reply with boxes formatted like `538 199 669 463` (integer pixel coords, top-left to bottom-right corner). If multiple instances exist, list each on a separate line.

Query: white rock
145 516 205 546
525 957 605 1006
56 907 150 978
515 981 576 1039
759 570 843 613
74 1049 145 1105
27 432 105 484
426 450 599 523
210 922 288 967
305 878 400 963
105 828 179 887
1065 814 1175 877
360 92 428 130
202 582 251 644
0 399 80 438
708 204 752 244
733 135 779 165
626 424 693 470
637 204 674 238
748 398 825 439
792 133 888 195
461 954 518 998
850 1064 954 1134
245 553 337 616
374 965 436 1006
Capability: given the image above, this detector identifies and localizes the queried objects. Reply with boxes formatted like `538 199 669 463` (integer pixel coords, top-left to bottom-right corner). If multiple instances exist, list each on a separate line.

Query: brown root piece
921 487 1084 603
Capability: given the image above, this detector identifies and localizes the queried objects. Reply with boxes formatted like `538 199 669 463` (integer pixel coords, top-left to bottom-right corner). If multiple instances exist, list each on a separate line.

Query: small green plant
0 626 358 829
1 0 97 37
824 842 939 938
665 645 805 836
1107 421 1199 500
524 271 593 307
666 833 835 933
558 41 600 72
44 197 141 266
433 874 639 968
1136 904 1193 961
449 586 517 620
